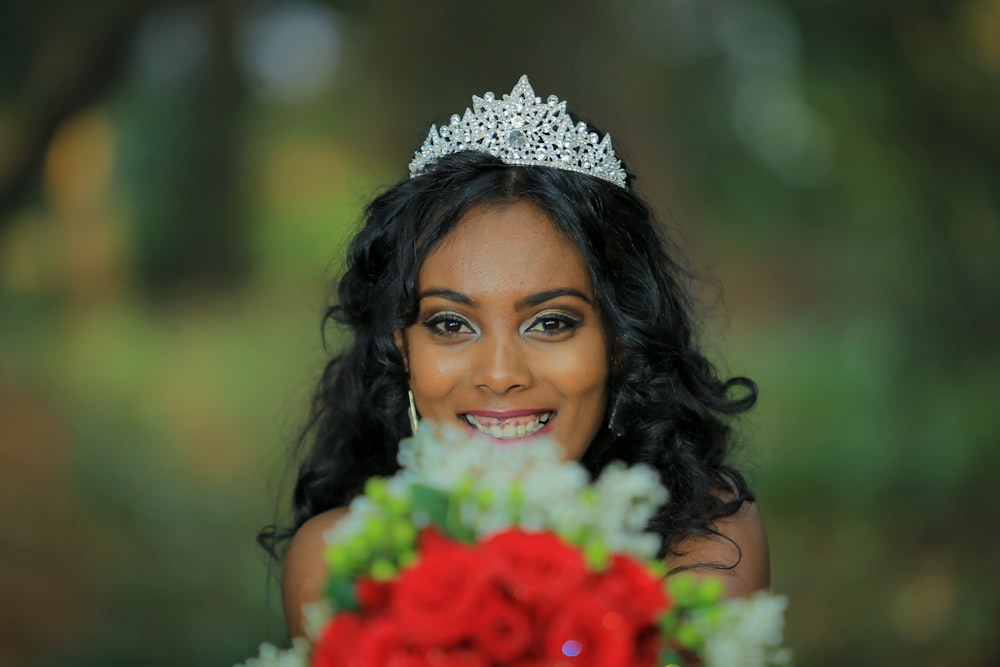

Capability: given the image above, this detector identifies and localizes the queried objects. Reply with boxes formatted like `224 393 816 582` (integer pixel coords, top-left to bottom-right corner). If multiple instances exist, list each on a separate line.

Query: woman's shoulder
281 507 349 638
667 499 771 599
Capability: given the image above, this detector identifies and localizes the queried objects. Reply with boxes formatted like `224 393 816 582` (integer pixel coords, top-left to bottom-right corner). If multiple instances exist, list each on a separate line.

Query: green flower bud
701 607 725 628
454 476 474 498
342 536 372 569
675 622 703 650
370 557 396 581
364 477 389 505
475 487 494 508
390 519 417 550
668 574 700 608
508 483 524 510
583 540 609 570
326 546 352 574
361 518 388 545
399 549 418 569
386 494 411 516
698 577 725 605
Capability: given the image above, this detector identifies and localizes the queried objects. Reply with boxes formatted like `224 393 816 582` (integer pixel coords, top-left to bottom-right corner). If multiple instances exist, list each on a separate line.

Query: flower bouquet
239 424 790 667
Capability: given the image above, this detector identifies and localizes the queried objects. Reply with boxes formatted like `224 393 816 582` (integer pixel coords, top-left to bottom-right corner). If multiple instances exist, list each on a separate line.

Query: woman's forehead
417 201 593 301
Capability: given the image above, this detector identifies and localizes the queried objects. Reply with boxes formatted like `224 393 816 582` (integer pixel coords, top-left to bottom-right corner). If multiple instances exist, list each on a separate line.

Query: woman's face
399 200 610 461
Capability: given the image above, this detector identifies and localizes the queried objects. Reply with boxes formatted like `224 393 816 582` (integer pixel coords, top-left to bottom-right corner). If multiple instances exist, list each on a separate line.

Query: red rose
633 625 666 667
473 589 535 662
356 577 395 616
593 554 670 623
481 530 588 613
542 589 637 666
418 526 454 553
312 613 363 667
392 530 490 648
356 618 429 667
425 647 491 666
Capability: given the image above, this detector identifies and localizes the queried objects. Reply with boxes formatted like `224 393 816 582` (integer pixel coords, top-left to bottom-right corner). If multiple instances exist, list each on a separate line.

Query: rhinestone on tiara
408 75 627 189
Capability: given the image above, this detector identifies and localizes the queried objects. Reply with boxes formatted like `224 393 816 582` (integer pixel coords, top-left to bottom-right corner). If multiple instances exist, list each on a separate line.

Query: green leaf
325 574 359 612
658 609 680 636
445 495 477 543
658 648 684 667
410 483 452 533
409 482 477 543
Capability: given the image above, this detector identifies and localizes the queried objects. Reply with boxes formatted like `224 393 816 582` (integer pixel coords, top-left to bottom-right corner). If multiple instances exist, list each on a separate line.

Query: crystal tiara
408 75 627 189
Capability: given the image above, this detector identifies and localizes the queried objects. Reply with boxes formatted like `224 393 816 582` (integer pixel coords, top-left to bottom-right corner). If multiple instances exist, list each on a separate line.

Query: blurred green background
1 1 998 665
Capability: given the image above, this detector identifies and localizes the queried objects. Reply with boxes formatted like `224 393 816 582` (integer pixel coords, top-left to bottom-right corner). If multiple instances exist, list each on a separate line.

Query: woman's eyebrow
515 288 593 310
416 288 476 306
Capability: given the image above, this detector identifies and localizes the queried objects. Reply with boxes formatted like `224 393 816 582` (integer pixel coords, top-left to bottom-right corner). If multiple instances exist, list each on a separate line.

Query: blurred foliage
1 0 998 665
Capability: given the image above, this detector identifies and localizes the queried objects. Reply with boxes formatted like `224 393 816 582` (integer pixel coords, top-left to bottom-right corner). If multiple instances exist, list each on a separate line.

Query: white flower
698 592 793 667
393 422 672 557
302 600 333 641
593 463 668 558
233 638 310 667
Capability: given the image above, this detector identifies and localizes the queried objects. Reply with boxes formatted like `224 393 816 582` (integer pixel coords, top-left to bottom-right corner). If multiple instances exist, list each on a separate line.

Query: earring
407 389 420 434
608 396 624 437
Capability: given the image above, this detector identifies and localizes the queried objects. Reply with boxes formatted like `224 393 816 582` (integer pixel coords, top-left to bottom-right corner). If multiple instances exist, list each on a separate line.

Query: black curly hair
259 148 757 564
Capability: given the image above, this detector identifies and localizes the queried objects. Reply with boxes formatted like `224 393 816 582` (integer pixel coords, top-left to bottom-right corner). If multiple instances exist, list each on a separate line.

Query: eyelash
422 313 473 337
525 312 582 335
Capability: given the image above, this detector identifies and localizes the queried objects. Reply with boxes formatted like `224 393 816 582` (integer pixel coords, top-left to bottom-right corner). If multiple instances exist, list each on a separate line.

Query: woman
262 76 769 639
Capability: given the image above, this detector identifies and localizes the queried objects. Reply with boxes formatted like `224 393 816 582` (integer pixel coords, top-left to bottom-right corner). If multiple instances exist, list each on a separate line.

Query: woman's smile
460 410 554 440
398 200 610 461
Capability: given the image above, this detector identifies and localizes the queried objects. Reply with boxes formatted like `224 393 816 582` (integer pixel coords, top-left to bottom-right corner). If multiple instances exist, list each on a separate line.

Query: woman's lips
461 411 554 439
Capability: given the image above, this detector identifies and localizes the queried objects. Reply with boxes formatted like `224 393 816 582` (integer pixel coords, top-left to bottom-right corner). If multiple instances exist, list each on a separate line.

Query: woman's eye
423 315 473 337
527 313 580 335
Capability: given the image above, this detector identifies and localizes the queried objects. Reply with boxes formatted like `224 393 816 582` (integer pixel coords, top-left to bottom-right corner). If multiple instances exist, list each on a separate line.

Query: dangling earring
407 389 420 434
608 396 624 437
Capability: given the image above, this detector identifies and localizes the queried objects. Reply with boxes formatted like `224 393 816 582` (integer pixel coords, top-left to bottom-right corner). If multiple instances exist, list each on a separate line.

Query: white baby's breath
593 462 669 558
233 638 309 667
379 421 670 560
698 592 793 667
302 599 333 641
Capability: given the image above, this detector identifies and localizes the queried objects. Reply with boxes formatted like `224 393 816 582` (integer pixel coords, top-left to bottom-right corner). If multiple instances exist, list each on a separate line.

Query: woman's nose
472 335 532 394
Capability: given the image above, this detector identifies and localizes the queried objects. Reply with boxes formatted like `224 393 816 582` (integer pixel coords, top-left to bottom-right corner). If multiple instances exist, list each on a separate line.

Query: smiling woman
261 76 768 640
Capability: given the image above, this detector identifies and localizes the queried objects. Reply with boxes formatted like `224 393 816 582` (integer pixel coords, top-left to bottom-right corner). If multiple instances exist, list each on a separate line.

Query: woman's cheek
537 339 608 393
408 343 470 404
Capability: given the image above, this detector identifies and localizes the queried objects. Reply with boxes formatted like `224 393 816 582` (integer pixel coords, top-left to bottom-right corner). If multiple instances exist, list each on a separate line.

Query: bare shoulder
281 507 348 638
666 500 771 599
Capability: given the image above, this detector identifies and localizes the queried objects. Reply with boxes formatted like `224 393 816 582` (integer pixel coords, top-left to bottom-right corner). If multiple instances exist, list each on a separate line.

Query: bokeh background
2 1 998 665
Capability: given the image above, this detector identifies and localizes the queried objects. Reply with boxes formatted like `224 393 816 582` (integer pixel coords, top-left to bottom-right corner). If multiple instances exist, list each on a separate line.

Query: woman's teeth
463 413 552 439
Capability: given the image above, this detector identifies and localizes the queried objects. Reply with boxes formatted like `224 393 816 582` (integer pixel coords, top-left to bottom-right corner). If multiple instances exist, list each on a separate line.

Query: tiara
408 75 627 189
